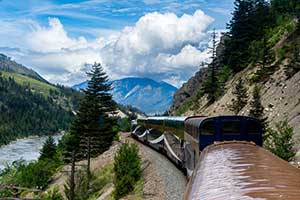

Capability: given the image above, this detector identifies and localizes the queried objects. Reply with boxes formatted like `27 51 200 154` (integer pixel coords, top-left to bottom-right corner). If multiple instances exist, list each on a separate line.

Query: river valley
0 135 62 170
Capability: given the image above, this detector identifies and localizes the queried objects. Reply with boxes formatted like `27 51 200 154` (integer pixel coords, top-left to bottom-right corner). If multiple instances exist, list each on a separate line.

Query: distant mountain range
73 77 177 114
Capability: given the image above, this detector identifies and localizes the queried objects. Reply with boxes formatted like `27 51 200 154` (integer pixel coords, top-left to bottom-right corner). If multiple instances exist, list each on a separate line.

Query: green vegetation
1 71 57 96
0 53 47 82
117 117 131 132
64 164 114 200
175 99 193 115
229 79 248 114
39 136 58 160
249 85 268 133
265 120 296 161
285 37 300 78
0 138 63 198
113 142 141 199
202 30 220 103
40 186 63 200
0 72 75 146
63 63 118 162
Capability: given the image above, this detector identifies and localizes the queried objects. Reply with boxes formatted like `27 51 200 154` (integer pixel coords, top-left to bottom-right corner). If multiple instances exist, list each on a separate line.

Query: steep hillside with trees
0 54 82 146
171 0 300 159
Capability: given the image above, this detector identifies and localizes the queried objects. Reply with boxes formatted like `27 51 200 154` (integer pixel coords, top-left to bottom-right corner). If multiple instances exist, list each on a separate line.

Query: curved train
131 115 300 200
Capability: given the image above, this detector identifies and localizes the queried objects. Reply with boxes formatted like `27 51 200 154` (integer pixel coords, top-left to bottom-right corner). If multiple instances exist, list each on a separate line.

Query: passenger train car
131 115 300 199
184 116 262 176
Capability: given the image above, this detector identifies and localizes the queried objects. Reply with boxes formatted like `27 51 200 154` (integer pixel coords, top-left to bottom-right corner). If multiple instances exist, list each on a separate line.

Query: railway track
132 116 300 200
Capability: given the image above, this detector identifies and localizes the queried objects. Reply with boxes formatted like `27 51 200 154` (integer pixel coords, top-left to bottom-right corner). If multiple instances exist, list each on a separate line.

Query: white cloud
4 10 216 87
26 18 89 52
156 45 211 69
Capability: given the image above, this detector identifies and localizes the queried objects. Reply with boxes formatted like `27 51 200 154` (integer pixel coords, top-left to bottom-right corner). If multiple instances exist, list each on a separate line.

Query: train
131 115 300 200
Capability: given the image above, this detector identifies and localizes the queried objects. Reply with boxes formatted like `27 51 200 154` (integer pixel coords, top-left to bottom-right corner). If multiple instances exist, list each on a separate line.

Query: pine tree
64 63 117 171
114 143 141 199
203 29 219 103
230 79 248 114
285 40 300 78
39 136 57 160
249 85 268 132
223 0 270 72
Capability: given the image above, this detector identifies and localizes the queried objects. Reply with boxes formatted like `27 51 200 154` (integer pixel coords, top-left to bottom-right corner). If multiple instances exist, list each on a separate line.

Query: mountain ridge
0 53 82 146
0 54 48 83
73 77 177 114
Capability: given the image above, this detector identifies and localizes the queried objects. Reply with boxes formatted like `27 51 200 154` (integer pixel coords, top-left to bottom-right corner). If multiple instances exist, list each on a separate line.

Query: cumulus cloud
4 9 216 87
26 18 89 52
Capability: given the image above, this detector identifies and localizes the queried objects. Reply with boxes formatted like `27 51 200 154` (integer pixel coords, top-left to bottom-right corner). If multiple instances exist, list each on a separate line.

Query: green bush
15 159 60 188
265 120 296 161
175 100 193 115
41 186 63 200
117 117 131 132
113 142 141 199
0 158 61 190
40 136 58 160
277 44 290 62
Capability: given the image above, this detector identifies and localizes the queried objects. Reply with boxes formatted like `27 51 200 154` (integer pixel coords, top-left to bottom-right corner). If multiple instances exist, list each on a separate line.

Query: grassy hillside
0 56 83 146
1 71 58 96
0 54 47 83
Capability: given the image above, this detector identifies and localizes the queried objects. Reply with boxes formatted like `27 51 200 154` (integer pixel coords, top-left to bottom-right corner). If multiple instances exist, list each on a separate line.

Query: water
0 135 62 170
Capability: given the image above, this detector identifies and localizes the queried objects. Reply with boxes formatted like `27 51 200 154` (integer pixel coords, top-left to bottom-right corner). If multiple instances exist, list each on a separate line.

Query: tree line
203 0 300 104
0 71 75 146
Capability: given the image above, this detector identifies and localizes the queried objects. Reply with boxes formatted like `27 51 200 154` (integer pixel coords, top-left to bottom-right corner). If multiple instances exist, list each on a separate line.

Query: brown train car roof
185 142 300 200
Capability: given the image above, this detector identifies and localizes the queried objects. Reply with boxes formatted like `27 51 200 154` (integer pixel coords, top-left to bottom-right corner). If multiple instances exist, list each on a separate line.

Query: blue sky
0 0 234 86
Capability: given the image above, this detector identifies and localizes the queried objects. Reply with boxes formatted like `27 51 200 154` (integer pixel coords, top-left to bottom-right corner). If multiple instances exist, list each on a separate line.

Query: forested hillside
0 55 82 146
171 0 300 157
0 54 47 83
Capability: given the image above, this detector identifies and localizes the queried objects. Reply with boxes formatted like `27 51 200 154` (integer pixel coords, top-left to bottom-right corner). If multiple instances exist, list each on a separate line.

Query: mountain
170 3 300 159
73 77 177 114
0 54 47 83
0 54 82 146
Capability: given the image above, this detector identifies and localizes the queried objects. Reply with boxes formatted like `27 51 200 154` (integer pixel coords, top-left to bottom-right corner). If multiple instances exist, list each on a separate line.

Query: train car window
221 120 240 135
247 120 261 135
201 120 214 135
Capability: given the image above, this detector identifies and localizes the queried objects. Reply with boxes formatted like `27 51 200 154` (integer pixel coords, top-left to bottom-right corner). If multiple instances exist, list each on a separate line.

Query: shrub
117 117 131 132
265 120 296 161
15 159 59 188
113 142 141 199
39 136 57 160
41 186 63 200
0 159 61 193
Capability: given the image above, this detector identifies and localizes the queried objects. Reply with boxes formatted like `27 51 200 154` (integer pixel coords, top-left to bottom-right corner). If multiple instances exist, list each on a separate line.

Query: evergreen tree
249 85 268 132
285 40 300 78
271 0 300 15
203 29 219 103
64 63 117 165
114 143 141 199
39 136 57 160
230 79 248 114
223 0 270 72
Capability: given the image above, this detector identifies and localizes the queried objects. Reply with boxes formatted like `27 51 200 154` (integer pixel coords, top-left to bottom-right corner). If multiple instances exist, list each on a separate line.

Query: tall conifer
249 85 268 133
65 63 117 162
230 79 248 114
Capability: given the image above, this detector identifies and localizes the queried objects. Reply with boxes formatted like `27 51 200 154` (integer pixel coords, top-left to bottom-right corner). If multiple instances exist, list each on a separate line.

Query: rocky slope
170 18 300 158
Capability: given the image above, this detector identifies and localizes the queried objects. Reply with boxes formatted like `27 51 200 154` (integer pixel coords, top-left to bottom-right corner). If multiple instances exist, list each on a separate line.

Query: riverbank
0 134 62 170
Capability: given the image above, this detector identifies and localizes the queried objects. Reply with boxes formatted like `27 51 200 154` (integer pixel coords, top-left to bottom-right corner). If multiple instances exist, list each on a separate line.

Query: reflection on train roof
144 116 188 121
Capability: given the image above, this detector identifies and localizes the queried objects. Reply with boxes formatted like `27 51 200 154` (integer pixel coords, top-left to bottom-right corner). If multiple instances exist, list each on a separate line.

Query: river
0 135 62 170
